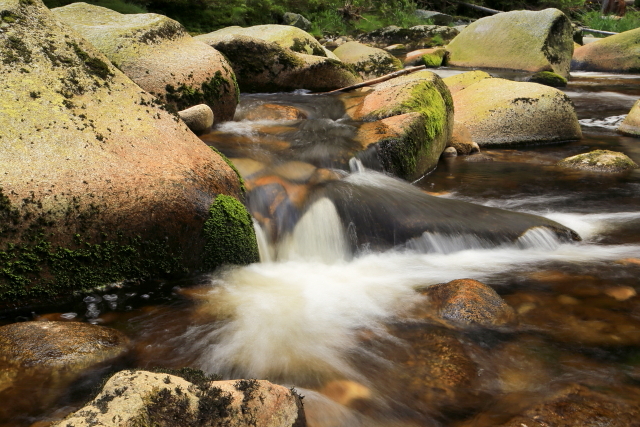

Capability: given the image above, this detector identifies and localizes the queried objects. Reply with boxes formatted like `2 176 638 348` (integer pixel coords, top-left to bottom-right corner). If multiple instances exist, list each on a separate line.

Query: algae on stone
53 2 238 121
446 8 574 78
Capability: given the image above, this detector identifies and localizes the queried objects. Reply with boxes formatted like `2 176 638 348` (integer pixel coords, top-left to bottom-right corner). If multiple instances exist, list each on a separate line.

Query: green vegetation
578 10 640 34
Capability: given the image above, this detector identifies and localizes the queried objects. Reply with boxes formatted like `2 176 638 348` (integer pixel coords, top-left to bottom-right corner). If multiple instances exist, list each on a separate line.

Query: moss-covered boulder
53 3 238 122
195 34 361 93
452 78 581 146
54 370 306 427
200 24 326 57
557 150 638 172
0 0 258 309
333 41 402 79
446 9 574 78
346 70 454 180
442 70 492 95
572 27 640 73
0 321 129 419
619 99 640 136
404 47 447 67
357 25 459 50
527 70 568 87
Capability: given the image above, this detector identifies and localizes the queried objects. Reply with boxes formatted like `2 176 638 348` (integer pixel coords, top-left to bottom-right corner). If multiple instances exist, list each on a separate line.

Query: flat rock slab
446 8 574 78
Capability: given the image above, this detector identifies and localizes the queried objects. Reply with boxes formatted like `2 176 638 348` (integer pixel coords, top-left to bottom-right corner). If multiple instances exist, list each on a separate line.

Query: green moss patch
528 71 567 87
557 149 638 173
202 195 259 270
165 71 234 112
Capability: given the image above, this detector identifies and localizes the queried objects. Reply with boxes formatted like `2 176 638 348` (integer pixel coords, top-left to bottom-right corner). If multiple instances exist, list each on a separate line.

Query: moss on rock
203 195 259 270
557 149 638 172
619 99 640 136
528 70 567 87
333 41 402 79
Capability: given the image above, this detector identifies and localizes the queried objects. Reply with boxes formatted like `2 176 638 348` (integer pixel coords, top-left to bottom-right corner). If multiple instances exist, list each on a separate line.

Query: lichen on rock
557 149 638 172
333 41 402 79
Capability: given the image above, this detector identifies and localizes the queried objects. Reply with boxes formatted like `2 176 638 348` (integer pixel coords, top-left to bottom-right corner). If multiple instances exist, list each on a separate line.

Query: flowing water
2 70 640 426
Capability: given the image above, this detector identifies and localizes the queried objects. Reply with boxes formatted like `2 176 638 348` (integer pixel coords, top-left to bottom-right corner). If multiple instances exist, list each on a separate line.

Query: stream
2 69 640 426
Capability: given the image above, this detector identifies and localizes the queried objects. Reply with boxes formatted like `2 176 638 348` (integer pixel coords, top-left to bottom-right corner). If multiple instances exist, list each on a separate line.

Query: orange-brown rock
240 104 308 121
572 27 640 73
447 120 480 155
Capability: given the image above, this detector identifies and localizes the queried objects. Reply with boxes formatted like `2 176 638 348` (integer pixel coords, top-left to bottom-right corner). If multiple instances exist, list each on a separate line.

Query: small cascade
515 227 562 250
406 231 495 254
276 197 350 263
252 219 274 262
348 157 366 173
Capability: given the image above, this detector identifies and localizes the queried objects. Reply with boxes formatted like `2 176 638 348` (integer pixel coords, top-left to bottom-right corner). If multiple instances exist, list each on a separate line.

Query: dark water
2 70 640 427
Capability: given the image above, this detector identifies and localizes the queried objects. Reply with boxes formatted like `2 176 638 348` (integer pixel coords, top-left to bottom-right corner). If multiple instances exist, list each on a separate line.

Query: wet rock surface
557 149 638 173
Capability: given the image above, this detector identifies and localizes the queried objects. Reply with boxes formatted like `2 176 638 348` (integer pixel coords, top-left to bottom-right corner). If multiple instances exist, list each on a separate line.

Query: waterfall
253 219 273 263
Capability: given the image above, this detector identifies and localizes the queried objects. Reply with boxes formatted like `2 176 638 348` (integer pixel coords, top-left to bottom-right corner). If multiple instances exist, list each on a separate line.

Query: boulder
195 35 361 93
346 70 454 180
442 70 492 95
53 3 238 122
419 279 517 327
282 12 312 32
442 146 457 157
357 25 459 50
452 78 582 146
333 41 402 79
494 384 640 427
557 149 638 172
414 10 454 26
527 70 568 87
238 104 308 121
447 120 480 155
0 321 129 419
179 104 214 135
619 99 640 136
446 9 574 78
572 27 640 72
200 24 326 56
403 47 447 67
0 0 258 309
54 370 306 427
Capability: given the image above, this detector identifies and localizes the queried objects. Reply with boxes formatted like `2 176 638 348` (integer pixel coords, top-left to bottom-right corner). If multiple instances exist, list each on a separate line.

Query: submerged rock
0 321 129 419
195 35 360 93
357 25 459 50
494 384 640 427
179 104 214 135
419 279 517 327
557 150 638 172
345 70 453 180
333 41 402 79
572 27 640 73
452 78 582 146
318 171 579 252
446 9 574 78
53 3 238 121
54 370 306 427
238 103 308 121
618 100 640 136
0 0 257 309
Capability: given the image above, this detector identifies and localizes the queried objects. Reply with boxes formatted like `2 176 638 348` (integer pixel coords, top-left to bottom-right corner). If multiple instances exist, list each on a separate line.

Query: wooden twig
319 65 427 95
581 27 618 36
453 1 502 15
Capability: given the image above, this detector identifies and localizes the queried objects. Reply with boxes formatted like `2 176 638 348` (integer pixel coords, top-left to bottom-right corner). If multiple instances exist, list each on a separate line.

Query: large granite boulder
54 370 306 427
357 25 459 50
201 24 326 56
333 41 402 79
53 3 238 122
0 321 129 420
282 12 312 32
446 9 574 78
0 0 258 309
442 70 492 95
195 34 361 93
572 27 640 73
452 78 582 146
619 99 640 136
345 70 454 180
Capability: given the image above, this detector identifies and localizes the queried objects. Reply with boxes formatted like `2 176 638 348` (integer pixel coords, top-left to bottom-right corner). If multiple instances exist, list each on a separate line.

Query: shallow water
2 71 640 427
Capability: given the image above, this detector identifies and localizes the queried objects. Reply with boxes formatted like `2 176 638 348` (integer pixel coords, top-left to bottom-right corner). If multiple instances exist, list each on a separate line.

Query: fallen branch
319 65 427 95
453 1 502 15
581 27 618 36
